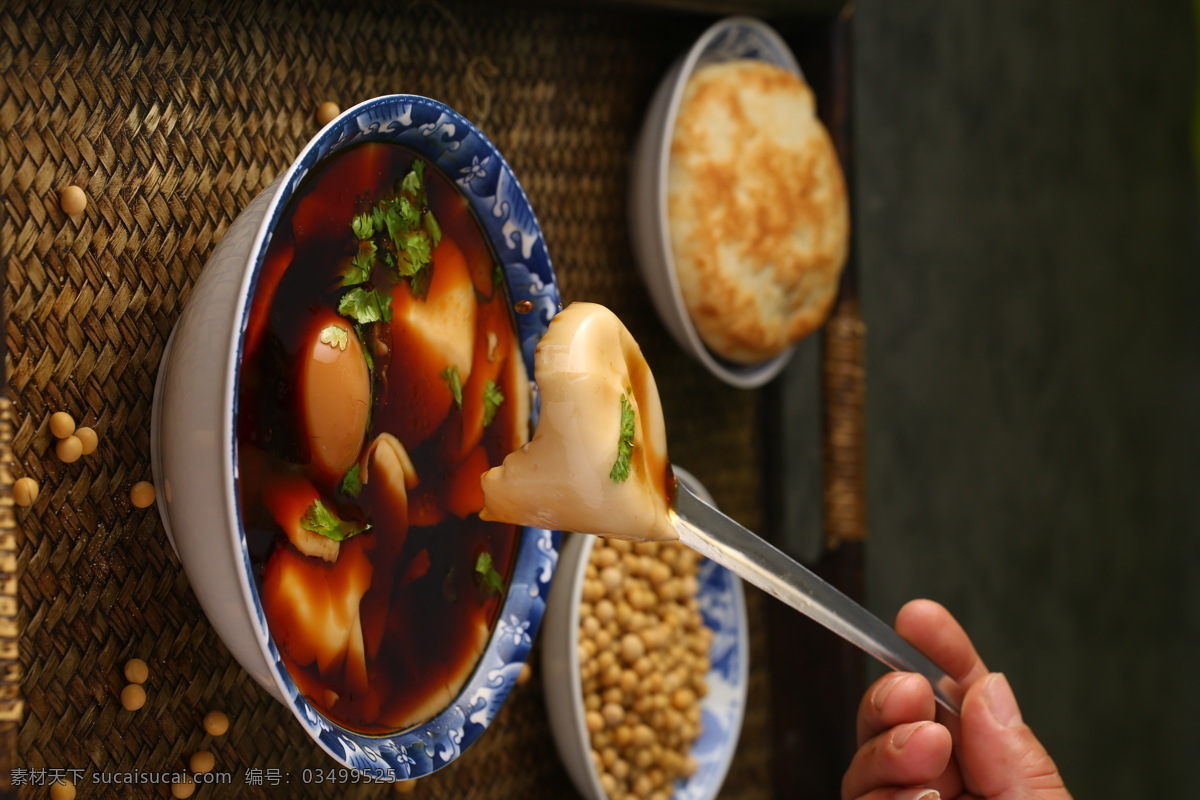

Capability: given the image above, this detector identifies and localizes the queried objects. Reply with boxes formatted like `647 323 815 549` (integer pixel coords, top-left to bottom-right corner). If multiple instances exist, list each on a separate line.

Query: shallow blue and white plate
542 468 750 800
151 95 561 779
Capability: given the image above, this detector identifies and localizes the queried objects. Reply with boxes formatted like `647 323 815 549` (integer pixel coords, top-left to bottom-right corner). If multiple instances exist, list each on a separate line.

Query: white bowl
150 95 562 777
629 16 805 389
542 468 750 800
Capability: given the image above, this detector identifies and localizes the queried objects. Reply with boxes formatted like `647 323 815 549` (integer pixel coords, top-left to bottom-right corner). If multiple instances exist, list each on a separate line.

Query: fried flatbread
668 59 849 364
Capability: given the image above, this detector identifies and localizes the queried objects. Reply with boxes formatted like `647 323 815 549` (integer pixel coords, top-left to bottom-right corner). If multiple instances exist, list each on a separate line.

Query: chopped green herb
338 288 393 325
300 499 371 542
340 158 440 292
340 240 376 286
318 325 349 351
339 463 363 498
348 325 375 432
424 207 442 247
441 365 463 407
381 197 421 263
351 211 377 240
474 552 504 595
609 391 635 483
442 567 458 603
354 324 375 374
396 228 433 276
409 264 432 301
400 159 425 196
482 380 504 427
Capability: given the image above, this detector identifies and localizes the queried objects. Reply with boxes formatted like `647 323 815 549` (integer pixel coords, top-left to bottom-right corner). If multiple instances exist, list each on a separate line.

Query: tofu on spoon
480 302 675 542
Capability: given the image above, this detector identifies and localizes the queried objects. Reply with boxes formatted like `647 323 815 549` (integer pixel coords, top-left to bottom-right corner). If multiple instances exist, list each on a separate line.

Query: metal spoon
671 478 964 715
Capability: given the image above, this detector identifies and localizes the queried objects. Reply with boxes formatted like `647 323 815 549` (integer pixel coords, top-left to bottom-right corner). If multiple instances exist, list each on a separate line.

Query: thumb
959 673 1071 799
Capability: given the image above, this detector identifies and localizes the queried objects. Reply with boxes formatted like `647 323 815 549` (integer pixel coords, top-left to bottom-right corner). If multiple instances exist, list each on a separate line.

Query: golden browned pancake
667 59 849 364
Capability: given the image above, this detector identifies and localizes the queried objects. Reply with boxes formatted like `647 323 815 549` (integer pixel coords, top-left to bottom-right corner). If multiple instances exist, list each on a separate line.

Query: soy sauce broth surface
236 142 526 734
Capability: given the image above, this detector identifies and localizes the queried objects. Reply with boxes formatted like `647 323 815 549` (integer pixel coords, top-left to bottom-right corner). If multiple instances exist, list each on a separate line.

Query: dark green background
856 1 1200 795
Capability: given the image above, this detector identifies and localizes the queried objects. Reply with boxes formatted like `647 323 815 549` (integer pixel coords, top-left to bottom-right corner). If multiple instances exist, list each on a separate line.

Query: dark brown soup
236 142 528 734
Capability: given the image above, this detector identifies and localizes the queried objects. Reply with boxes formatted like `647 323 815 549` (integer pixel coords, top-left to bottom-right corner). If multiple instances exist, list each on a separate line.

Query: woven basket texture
1 0 782 797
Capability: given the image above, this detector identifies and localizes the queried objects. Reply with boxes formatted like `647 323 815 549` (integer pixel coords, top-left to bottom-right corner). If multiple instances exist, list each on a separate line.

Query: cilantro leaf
318 325 349 351
351 212 377 240
340 240 376 286
482 380 504 427
409 264 432 301
424 209 442 247
338 288 393 324
440 365 463 407
474 552 504 595
381 196 420 255
339 464 363 498
300 499 371 542
354 324 375 374
396 229 433 276
400 159 425 197
609 391 635 483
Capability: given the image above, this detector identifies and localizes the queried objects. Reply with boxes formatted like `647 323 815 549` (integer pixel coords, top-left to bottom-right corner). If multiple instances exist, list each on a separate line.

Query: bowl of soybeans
542 468 749 800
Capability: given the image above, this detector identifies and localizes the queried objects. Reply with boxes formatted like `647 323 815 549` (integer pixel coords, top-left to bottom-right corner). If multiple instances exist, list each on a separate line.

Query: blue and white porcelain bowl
542 468 749 800
150 95 561 778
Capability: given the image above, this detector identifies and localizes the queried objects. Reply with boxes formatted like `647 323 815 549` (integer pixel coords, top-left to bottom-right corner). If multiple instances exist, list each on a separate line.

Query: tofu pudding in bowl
152 95 560 778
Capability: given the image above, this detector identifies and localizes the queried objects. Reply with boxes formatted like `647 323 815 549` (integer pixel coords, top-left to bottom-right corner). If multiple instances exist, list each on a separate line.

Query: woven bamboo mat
0 0 798 797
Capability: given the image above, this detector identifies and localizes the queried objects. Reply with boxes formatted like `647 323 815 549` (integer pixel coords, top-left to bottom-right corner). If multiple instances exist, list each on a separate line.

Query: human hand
841 599 1071 800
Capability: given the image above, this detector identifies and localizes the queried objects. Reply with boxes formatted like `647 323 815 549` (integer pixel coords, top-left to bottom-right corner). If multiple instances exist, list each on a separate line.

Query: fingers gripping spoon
480 302 963 716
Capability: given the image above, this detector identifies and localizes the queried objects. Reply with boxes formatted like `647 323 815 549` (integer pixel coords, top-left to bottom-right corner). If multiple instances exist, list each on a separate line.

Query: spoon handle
671 481 963 716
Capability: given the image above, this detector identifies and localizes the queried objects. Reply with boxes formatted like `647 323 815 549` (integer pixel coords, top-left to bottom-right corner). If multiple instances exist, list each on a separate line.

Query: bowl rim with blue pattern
541 468 749 800
151 94 561 780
